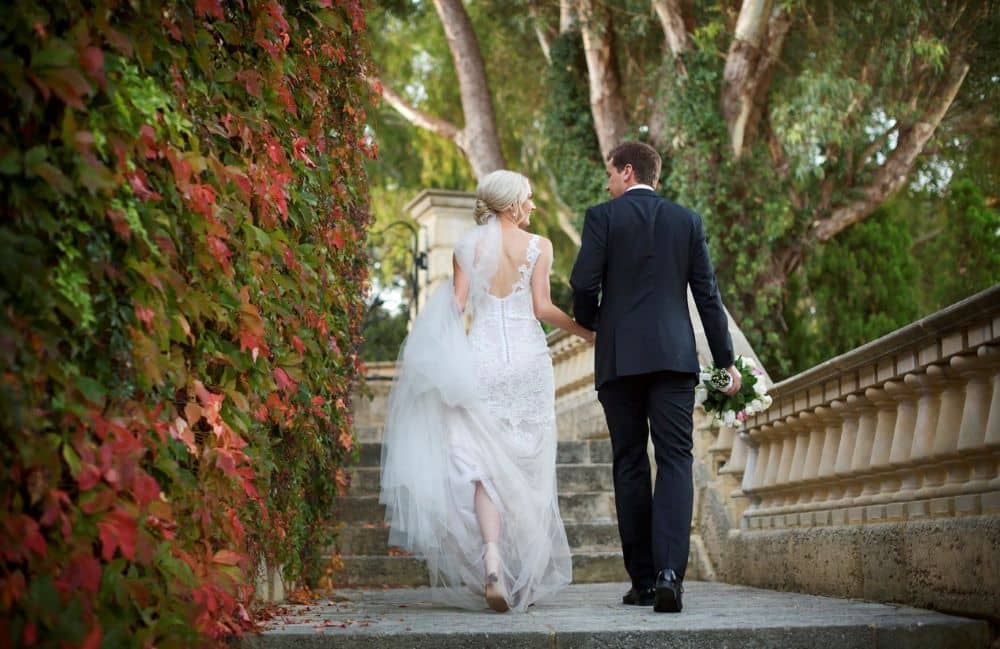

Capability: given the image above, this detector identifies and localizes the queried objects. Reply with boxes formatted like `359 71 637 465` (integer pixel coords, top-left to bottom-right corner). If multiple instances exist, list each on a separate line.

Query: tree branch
369 77 460 142
810 58 970 242
529 2 556 64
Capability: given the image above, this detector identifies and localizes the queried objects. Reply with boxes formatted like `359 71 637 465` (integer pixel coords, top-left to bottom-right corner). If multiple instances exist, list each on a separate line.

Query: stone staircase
330 436 705 587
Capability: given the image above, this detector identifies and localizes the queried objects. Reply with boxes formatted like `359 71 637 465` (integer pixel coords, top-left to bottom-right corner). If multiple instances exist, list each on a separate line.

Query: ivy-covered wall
0 1 372 645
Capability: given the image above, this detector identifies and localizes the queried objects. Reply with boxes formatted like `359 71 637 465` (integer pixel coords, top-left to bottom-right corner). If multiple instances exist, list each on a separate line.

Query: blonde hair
473 170 531 225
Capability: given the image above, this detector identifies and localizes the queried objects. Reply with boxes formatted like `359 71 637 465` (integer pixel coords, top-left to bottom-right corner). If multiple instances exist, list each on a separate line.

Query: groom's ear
622 163 633 182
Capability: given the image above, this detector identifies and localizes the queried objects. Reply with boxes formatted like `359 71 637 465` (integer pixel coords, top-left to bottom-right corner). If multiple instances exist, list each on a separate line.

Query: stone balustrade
704 286 1000 532
692 286 1000 619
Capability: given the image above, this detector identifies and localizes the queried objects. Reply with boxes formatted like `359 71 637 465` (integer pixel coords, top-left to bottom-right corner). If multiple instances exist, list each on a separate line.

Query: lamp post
370 220 428 321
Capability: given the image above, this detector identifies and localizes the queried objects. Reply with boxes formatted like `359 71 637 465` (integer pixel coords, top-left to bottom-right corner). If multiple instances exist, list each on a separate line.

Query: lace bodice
467 234 553 453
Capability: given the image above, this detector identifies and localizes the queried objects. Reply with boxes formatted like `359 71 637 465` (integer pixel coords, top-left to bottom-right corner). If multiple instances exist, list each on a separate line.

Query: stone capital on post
405 189 477 312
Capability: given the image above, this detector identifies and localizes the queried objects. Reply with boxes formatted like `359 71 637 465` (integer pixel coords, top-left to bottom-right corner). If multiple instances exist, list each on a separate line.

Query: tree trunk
652 0 689 57
721 0 790 158
577 0 628 159
432 0 506 178
560 0 576 33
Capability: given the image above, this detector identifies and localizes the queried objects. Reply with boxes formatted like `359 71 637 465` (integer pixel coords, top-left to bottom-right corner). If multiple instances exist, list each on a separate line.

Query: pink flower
736 410 748 422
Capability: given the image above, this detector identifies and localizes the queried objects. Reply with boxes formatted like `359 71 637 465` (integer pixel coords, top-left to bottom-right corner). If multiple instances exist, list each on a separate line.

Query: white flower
745 402 757 415
695 385 708 405
699 371 713 383
762 394 773 408
723 410 736 426
743 356 757 369
753 380 767 396
750 398 763 413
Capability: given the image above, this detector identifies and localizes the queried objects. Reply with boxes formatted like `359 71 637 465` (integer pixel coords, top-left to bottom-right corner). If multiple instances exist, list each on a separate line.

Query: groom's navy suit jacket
570 188 734 389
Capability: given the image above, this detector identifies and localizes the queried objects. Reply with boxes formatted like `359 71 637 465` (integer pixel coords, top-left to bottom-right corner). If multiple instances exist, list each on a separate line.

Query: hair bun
473 198 494 225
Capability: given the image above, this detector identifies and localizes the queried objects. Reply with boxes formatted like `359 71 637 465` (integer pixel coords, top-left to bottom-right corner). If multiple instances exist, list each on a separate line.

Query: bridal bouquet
696 355 773 428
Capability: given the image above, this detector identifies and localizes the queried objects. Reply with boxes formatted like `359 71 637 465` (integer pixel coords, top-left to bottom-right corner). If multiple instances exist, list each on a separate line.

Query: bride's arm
531 238 594 342
453 253 470 313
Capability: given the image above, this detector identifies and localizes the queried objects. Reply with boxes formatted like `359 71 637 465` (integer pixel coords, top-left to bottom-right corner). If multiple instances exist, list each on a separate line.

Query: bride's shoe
483 542 510 612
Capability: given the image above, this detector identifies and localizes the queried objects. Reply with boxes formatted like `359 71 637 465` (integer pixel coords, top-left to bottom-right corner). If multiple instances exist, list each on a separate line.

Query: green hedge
0 1 372 646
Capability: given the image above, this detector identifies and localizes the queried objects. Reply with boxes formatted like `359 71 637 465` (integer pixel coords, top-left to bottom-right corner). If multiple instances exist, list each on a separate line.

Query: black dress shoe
654 569 683 613
622 586 655 606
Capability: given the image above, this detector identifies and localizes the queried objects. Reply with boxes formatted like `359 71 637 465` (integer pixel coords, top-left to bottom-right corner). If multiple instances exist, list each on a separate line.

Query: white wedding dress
379 217 572 612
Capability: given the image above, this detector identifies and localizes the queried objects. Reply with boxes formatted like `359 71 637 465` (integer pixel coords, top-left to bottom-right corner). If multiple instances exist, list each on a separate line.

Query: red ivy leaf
133 471 160 507
97 508 138 561
76 464 102 491
195 0 225 20
206 235 233 275
126 169 162 201
212 549 241 566
22 517 47 558
81 623 102 649
67 552 102 594
329 227 344 250
236 69 262 98
292 137 316 168
273 368 296 393
23 622 36 647
134 305 154 332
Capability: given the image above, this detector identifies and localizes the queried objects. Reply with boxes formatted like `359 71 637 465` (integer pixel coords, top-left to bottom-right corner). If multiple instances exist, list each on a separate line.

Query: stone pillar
405 189 477 313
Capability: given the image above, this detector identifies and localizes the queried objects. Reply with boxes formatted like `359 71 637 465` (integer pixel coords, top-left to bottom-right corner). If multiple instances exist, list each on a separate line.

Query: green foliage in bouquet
0 1 372 646
697 356 773 427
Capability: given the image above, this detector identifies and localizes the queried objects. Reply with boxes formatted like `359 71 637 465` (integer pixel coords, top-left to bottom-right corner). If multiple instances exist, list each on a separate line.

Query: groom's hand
723 365 741 396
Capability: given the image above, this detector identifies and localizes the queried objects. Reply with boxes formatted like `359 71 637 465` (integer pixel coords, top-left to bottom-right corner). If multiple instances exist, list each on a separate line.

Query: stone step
335 521 621 556
332 551 629 588
332 555 429 587
336 493 615 524
244 582 990 648
346 464 615 497
331 544 703 589
356 439 613 468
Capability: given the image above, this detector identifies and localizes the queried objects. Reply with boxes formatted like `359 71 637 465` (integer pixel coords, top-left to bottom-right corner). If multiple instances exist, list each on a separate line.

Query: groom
570 141 740 613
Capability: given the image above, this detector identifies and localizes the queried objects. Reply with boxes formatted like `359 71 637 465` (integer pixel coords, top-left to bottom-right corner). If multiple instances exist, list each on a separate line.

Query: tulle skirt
378 284 572 611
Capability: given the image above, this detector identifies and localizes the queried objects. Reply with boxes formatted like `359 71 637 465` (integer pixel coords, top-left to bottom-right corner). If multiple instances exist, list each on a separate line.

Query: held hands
582 330 596 345
723 365 742 396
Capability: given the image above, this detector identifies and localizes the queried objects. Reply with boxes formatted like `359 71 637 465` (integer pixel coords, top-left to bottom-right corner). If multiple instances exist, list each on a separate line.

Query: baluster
900 367 943 497
917 365 966 498
800 410 825 483
983 346 1000 490
859 387 896 503
876 379 918 502
847 394 878 500
954 347 999 492
829 397 860 506
816 403 842 479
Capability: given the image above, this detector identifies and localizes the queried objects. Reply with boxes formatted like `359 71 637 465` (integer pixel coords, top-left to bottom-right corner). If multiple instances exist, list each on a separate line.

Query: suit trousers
597 370 698 588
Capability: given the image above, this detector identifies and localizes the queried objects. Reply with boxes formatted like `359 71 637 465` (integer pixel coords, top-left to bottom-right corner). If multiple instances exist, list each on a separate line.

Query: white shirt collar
625 184 655 193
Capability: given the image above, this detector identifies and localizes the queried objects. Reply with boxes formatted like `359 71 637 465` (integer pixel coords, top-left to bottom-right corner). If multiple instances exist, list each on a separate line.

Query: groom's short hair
608 141 661 186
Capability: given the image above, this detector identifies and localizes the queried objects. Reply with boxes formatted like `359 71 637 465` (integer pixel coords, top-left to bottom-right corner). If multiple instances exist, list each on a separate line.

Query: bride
378 170 594 612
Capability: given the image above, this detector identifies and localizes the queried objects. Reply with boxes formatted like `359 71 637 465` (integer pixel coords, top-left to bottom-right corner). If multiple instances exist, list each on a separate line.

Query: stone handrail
713 285 1000 531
